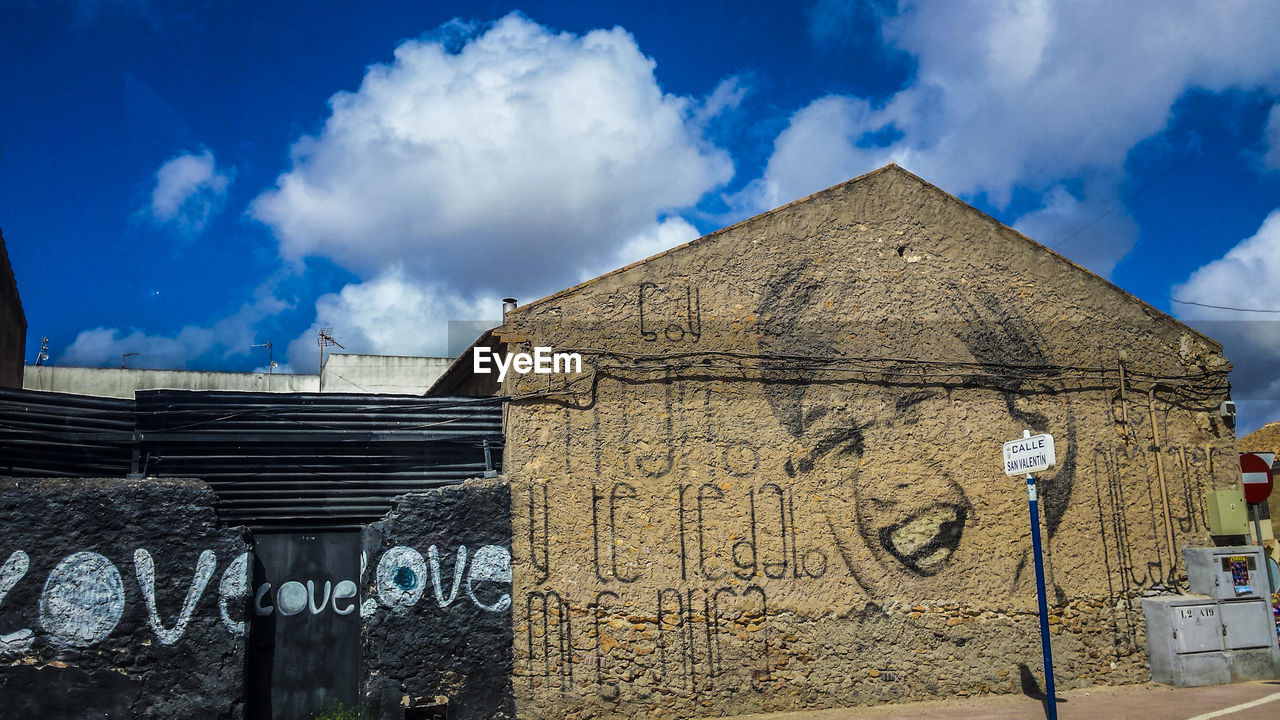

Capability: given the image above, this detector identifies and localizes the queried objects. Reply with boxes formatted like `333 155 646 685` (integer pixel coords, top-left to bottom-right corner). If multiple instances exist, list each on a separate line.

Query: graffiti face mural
758 262 1077 591
784 388 972 578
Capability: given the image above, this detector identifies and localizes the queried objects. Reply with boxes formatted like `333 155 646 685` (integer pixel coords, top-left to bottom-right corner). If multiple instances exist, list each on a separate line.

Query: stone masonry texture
495 166 1239 719
0 477 249 719
361 478 515 719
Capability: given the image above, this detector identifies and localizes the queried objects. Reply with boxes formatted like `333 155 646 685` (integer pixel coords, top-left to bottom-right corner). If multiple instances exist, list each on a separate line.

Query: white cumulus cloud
284 267 500 366
577 217 701 282
1263 103 1280 170
59 283 287 369
1011 184 1139 279
251 12 733 294
1176 209 1280 322
1174 209 1280 433
145 148 232 236
749 0 1280 275
61 325 216 370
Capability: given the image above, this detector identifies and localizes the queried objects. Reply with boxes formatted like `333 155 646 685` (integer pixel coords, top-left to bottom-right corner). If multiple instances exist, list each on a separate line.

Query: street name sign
1003 433 1056 476
1007 429 1060 719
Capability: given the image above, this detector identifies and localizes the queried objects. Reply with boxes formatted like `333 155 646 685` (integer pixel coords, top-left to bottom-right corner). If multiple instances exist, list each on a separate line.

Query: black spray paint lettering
526 590 573 692
638 282 702 343
588 590 622 700
568 584 771 699
677 483 828 583
528 483 551 585
591 480 646 583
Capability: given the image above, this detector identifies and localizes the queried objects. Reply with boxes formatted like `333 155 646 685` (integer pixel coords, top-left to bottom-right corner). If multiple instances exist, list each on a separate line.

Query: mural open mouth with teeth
877 504 968 576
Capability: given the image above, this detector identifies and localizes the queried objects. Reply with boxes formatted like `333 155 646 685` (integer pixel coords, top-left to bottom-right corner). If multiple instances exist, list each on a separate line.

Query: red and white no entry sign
1239 452 1275 504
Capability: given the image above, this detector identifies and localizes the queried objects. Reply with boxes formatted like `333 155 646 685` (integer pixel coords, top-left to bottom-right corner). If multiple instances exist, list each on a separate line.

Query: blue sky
4 1 1280 431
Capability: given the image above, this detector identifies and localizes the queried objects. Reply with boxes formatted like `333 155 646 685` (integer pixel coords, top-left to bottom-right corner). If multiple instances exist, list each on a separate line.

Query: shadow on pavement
1018 663 1067 718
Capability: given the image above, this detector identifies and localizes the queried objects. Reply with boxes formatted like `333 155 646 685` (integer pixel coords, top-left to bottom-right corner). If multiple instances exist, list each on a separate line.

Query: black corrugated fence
0 388 135 476
0 388 504 530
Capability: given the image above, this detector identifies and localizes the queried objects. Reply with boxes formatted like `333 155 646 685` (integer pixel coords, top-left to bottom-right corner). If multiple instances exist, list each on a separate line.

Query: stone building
0 229 25 388
480 165 1238 718
0 165 1249 719
1240 421 1280 555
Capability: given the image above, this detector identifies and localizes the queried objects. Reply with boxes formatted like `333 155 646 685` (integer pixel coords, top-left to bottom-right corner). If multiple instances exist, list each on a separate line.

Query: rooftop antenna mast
121 352 139 369
251 341 275 392
34 337 49 366
317 328 343 391
250 341 274 373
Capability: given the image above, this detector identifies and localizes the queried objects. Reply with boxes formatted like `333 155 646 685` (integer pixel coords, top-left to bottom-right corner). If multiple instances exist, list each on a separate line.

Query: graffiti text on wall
370 544 512 615
0 549 248 652
0 543 512 654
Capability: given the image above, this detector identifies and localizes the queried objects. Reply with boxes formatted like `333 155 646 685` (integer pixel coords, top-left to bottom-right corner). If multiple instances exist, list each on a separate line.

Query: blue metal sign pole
1026 469 1058 720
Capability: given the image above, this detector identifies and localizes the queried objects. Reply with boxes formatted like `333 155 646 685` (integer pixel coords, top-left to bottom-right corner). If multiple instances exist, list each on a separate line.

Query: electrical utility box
1144 546 1280 687
1203 489 1248 536
1185 546 1268 601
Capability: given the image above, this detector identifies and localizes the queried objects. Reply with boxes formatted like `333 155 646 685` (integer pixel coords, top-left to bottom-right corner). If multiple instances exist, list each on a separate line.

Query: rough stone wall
497 167 1239 719
0 477 250 719
361 479 514 719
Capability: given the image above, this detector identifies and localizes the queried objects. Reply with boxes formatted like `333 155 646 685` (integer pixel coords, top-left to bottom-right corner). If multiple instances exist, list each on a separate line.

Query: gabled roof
510 164 1221 350
425 327 502 397
1240 421 1280 455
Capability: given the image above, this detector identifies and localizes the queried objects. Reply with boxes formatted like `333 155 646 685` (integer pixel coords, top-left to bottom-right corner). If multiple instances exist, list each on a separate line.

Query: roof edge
512 163 1222 353
883 165 1224 353
509 164 901 317
425 327 500 397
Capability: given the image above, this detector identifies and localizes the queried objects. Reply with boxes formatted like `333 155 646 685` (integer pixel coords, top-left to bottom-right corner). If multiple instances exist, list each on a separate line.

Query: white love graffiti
0 543 512 653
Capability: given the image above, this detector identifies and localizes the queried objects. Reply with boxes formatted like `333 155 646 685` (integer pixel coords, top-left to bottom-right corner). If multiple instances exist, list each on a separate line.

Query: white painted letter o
39 552 125 647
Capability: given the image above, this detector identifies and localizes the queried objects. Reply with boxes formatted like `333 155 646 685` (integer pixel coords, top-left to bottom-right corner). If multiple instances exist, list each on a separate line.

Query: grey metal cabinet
1171 602 1222 654
1221 600 1274 651
1142 546 1280 687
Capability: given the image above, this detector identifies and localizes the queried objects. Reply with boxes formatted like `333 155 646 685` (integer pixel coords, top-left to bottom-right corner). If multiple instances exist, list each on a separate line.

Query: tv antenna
317 328 343 391
121 352 139 369
252 341 275 392
250 341 274 373
34 337 49 366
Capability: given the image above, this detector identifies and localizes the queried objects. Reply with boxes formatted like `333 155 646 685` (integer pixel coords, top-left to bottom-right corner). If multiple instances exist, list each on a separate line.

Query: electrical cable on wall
498 347 1230 412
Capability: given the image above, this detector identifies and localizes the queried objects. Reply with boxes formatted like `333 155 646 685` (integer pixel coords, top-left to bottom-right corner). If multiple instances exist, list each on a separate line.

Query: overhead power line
1049 99 1276 253
1171 298 1280 313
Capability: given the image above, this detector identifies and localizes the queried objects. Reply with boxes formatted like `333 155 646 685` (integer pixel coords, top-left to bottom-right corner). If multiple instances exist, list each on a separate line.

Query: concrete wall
496 167 1238 718
322 353 452 394
22 353 452 398
0 477 250 719
23 365 318 397
361 479 514 719
0 230 25 389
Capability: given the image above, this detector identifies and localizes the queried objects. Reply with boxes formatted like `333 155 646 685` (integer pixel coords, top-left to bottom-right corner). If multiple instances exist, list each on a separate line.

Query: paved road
730 681 1280 720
